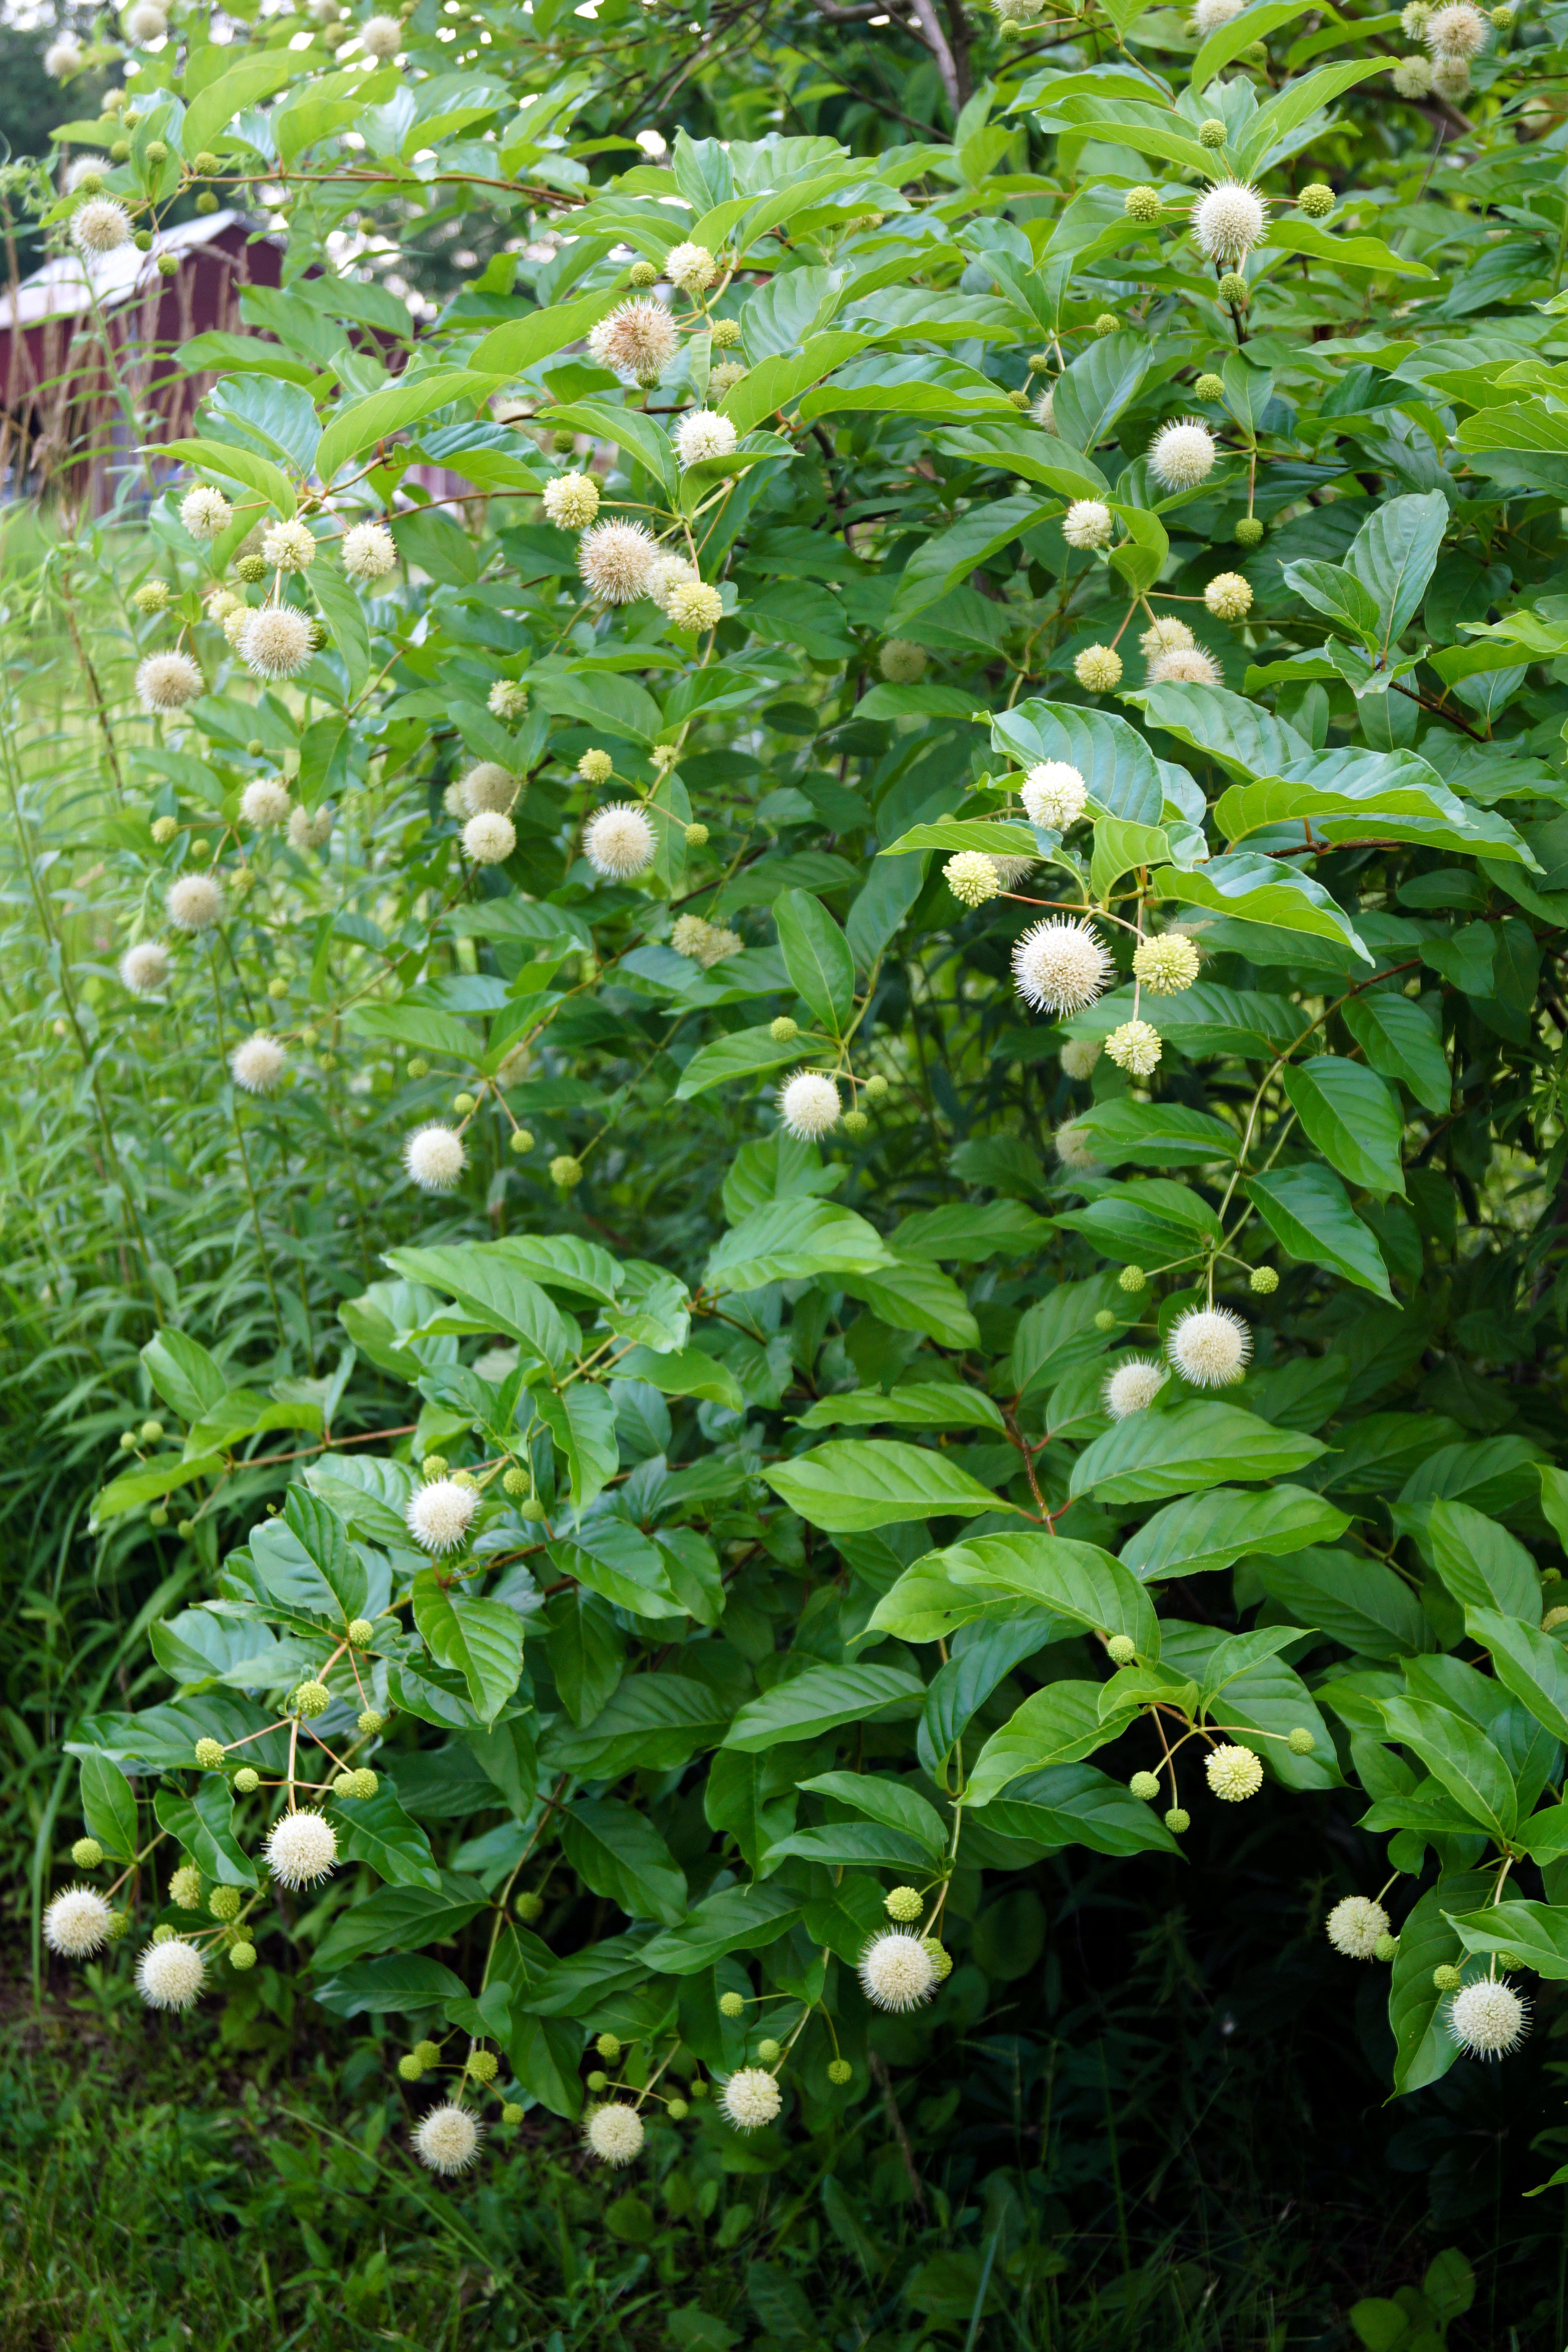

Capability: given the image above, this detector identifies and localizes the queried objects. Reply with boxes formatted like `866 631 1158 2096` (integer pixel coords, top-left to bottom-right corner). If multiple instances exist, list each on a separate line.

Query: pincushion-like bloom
414 2103 482 2172
120 941 169 994
1168 1305 1251 1387
858 1931 936 2012
588 298 679 385
404 1123 467 1192
1191 180 1268 266
584 804 655 878
1022 761 1087 830
166 875 223 931
721 2067 782 2130
1105 1359 1167 1418
1205 1742 1264 1801
1447 1978 1528 2057
407 1476 479 1553
579 520 657 603
230 1033 287 1094
342 520 396 580
585 2104 645 2165
673 409 737 468
181 485 232 540
137 1935 206 2010
1149 420 1217 491
240 779 292 828
1327 1895 1392 1959
137 651 204 713
265 1808 338 1889
779 1071 841 1139
45 1886 113 1957
72 199 132 256
1012 920 1113 1016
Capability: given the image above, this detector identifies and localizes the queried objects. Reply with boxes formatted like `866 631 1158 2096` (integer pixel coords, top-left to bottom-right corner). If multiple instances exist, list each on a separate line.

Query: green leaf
795 1383 1005 1434
1446 1897 1568 1979
1231 59 1387 174
764 1438 1022 1532
887 494 1054 628
1161 1622 1337 1788
1090 817 1169 900
704 1200 891 1293
891 1201 1051 1261
1153 855 1371 960
723 1662 926 1752
154 1780 257 1889
1071 1405 1325 1504
838 1259 981 1350
1342 993 1450 1118
549 1523 685 1622
283 1485 366 1624
1121 1486 1352 1581
327 1786 443 1890
1191 0 1312 87
1377 1696 1516 1840
1465 1608 1568 1745
310 1874 488 1972
615 1345 745 1412
92 1453 224 1526
719 332 870 434
1267 217 1436 280
795 1770 947 1860
936 1530 1160 1653
183 51 314 154
704 1749 800 1877
536 1385 619 1514
764 1820 935 1871
1070 1099 1240 1169
976 1764 1181 1859
508 2014 585 2119
159 436 296 518
773 889 856 1035
1053 1176 1221 1266
383 1241 579 1369
673 1025 812 1101
1243 1165 1394 1300
560 1798 688 1926
78 1753 138 1862
1344 489 1448 647
1280 1058 1406 1196
469 286 631 376
1253 1547 1428 1660
1426 1499 1539 1621
1051 331 1152 450
1389 1871 1493 2093
640 1882 806 1973
992 698 1164 826
541 1675 731 1776
412 1573 524 1725
314 1955 468 2018
535 399 675 494
142 1330 229 1424
879 819 1039 859
966 1683 1110 1806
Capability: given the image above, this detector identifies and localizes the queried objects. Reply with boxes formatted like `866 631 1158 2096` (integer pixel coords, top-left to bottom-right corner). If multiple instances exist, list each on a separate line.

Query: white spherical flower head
588 298 679 386
1432 55 1472 92
461 762 515 815
261 519 317 573
120 940 169 995
230 1033 287 1095
647 554 699 612
1012 918 1114 1016
180 484 232 541
45 1885 113 1959
1054 1118 1100 1173
1206 1742 1264 1802
404 1123 467 1194
166 874 224 932
290 804 333 852
1132 933 1201 995
464 811 516 866
1393 53 1435 92
1192 0 1243 27
1106 1018 1162 1077
44 34 83 74
341 520 396 581
579 518 657 604
1060 1036 1101 1082
136 1935 206 2011
1425 0 1487 52
1033 384 1057 432
1141 616 1195 657
1327 1895 1392 1961
1063 498 1113 550
1169 1304 1251 1387
1192 180 1268 267
674 408 738 469
359 11 403 56
1448 1977 1529 2058
240 778 292 828
721 2067 783 2132
585 2103 646 2165
671 913 712 959
265 1808 338 1890
1022 760 1088 831
1149 420 1217 492
72 198 132 258
240 606 314 682
945 850 1001 908
136 650 204 715
665 240 717 294
414 2103 482 2174
667 579 724 635
1205 570 1253 622
583 803 656 879
126 2 169 42
1104 1358 1168 1419
542 471 600 530
779 1070 841 1140
858 1930 937 2013
407 1476 479 1554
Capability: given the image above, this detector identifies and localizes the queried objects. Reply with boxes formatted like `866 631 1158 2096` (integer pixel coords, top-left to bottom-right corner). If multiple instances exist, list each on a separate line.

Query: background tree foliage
10 0 1568 2338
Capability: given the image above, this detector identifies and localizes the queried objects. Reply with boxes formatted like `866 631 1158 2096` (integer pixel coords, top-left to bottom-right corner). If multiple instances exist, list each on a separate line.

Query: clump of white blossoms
721 2067 783 2131
120 941 169 995
240 778 292 828
1149 419 1216 491
859 1931 937 2013
1033 384 1057 432
1205 571 1253 621
1013 919 1114 1016
668 578 724 634
359 12 403 57
584 2104 646 2165
72 198 132 257
414 2103 482 2174
584 803 656 879
166 874 224 932
461 762 515 815
1192 0 1242 24
1132 934 1201 994
1206 1743 1264 1802
665 240 717 293
137 650 204 714
1054 1118 1100 1172
1393 51 1436 91
1104 1359 1168 1419
1447 1977 1529 2058
230 1034 287 1095
1192 180 1269 266
490 679 529 720
1142 617 1194 658
407 1476 479 1554
945 851 1001 908
240 606 314 682
779 1070 841 1140
1060 1036 1101 1081
1424 0 1488 53
180 484 232 540
1327 1895 1392 1960
1062 499 1113 551
1074 645 1122 693
137 1935 206 2011
1149 645 1222 687
404 1123 467 1192
45 1885 113 1958
588 298 679 385
261 519 317 573
290 804 332 852
1106 1019 1162 1076
674 409 737 468
45 33 83 74
1168 1303 1251 1386
579 519 657 603
648 554 699 613
126 3 169 41
265 1808 338 1889
670 916 743 967
464 812 516 865
1022 760 1088 830
543 472 600 529
341 520 396 581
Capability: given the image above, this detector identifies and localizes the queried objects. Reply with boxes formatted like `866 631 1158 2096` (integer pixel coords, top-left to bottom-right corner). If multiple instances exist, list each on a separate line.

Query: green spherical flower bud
884 1886 923 1923
828 2058 853 2085
146 140 169 163
189 837 212 866
132 577 170 614
719 1990 746 2018
71 1836 104 1869
629 260 659 286
176 1520 195 1539
192 151 220 176
194 1738 226 1771
1165 1807 1191 1835
586 2069 609 2092
843 1109 869 1138
690 2078 709 2099
398 2053 425 2080
152 1921 178 1944
452 1091 476 1115
1129 1771 1161 1802
1093 1309 1118 1332
140 1419 164 1444
236 553 267 583
1298 182 1334 218
422 1455 448 1481
756 2038 782 2063
1118 1265 1147 1294
1107 1634 1137 1666
414 2040 442 2068
864 1073 889 1102
407 1056 430 1079
1007 387 1031 410
351 1769 378 1800
133 230 152 252
508 1128 534 1156
106 1909 131 1942
169 1865 202 1909
921 1937 953 1983
119 1429 137 1451
1194 373 1225 403
150 1506 169 1528
1373 1934 1400 1963
228 1938 258 1971
769 1016 798 1044
292 1680 331 1719
209 1884 241 1921
156 252 178 278
76 171 105 196
469 2049 499 2083
357 1710 387 1736
667 2096 690 2119
1124 185 1162 222
1495 1947 1524 1971
1094 312 1119 336
1234 516 1264 548
1287 1727 1315 1755
246 739 264 757
234 1768 260 1795
1217 272 1249 307
516 1891 544 1923
685 822 709 846
1433 1963 1463 1992
595 2032 622 2063
551 1155 584 1189
333 1772 358 1798
1250 1265 1279 1296
503 1466 530 1497
111 141 131 162
346 1618 375 1646
452 1469 478 1490
1198 117 1227 146
519 1496 548 1520
502 2102 524 2124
